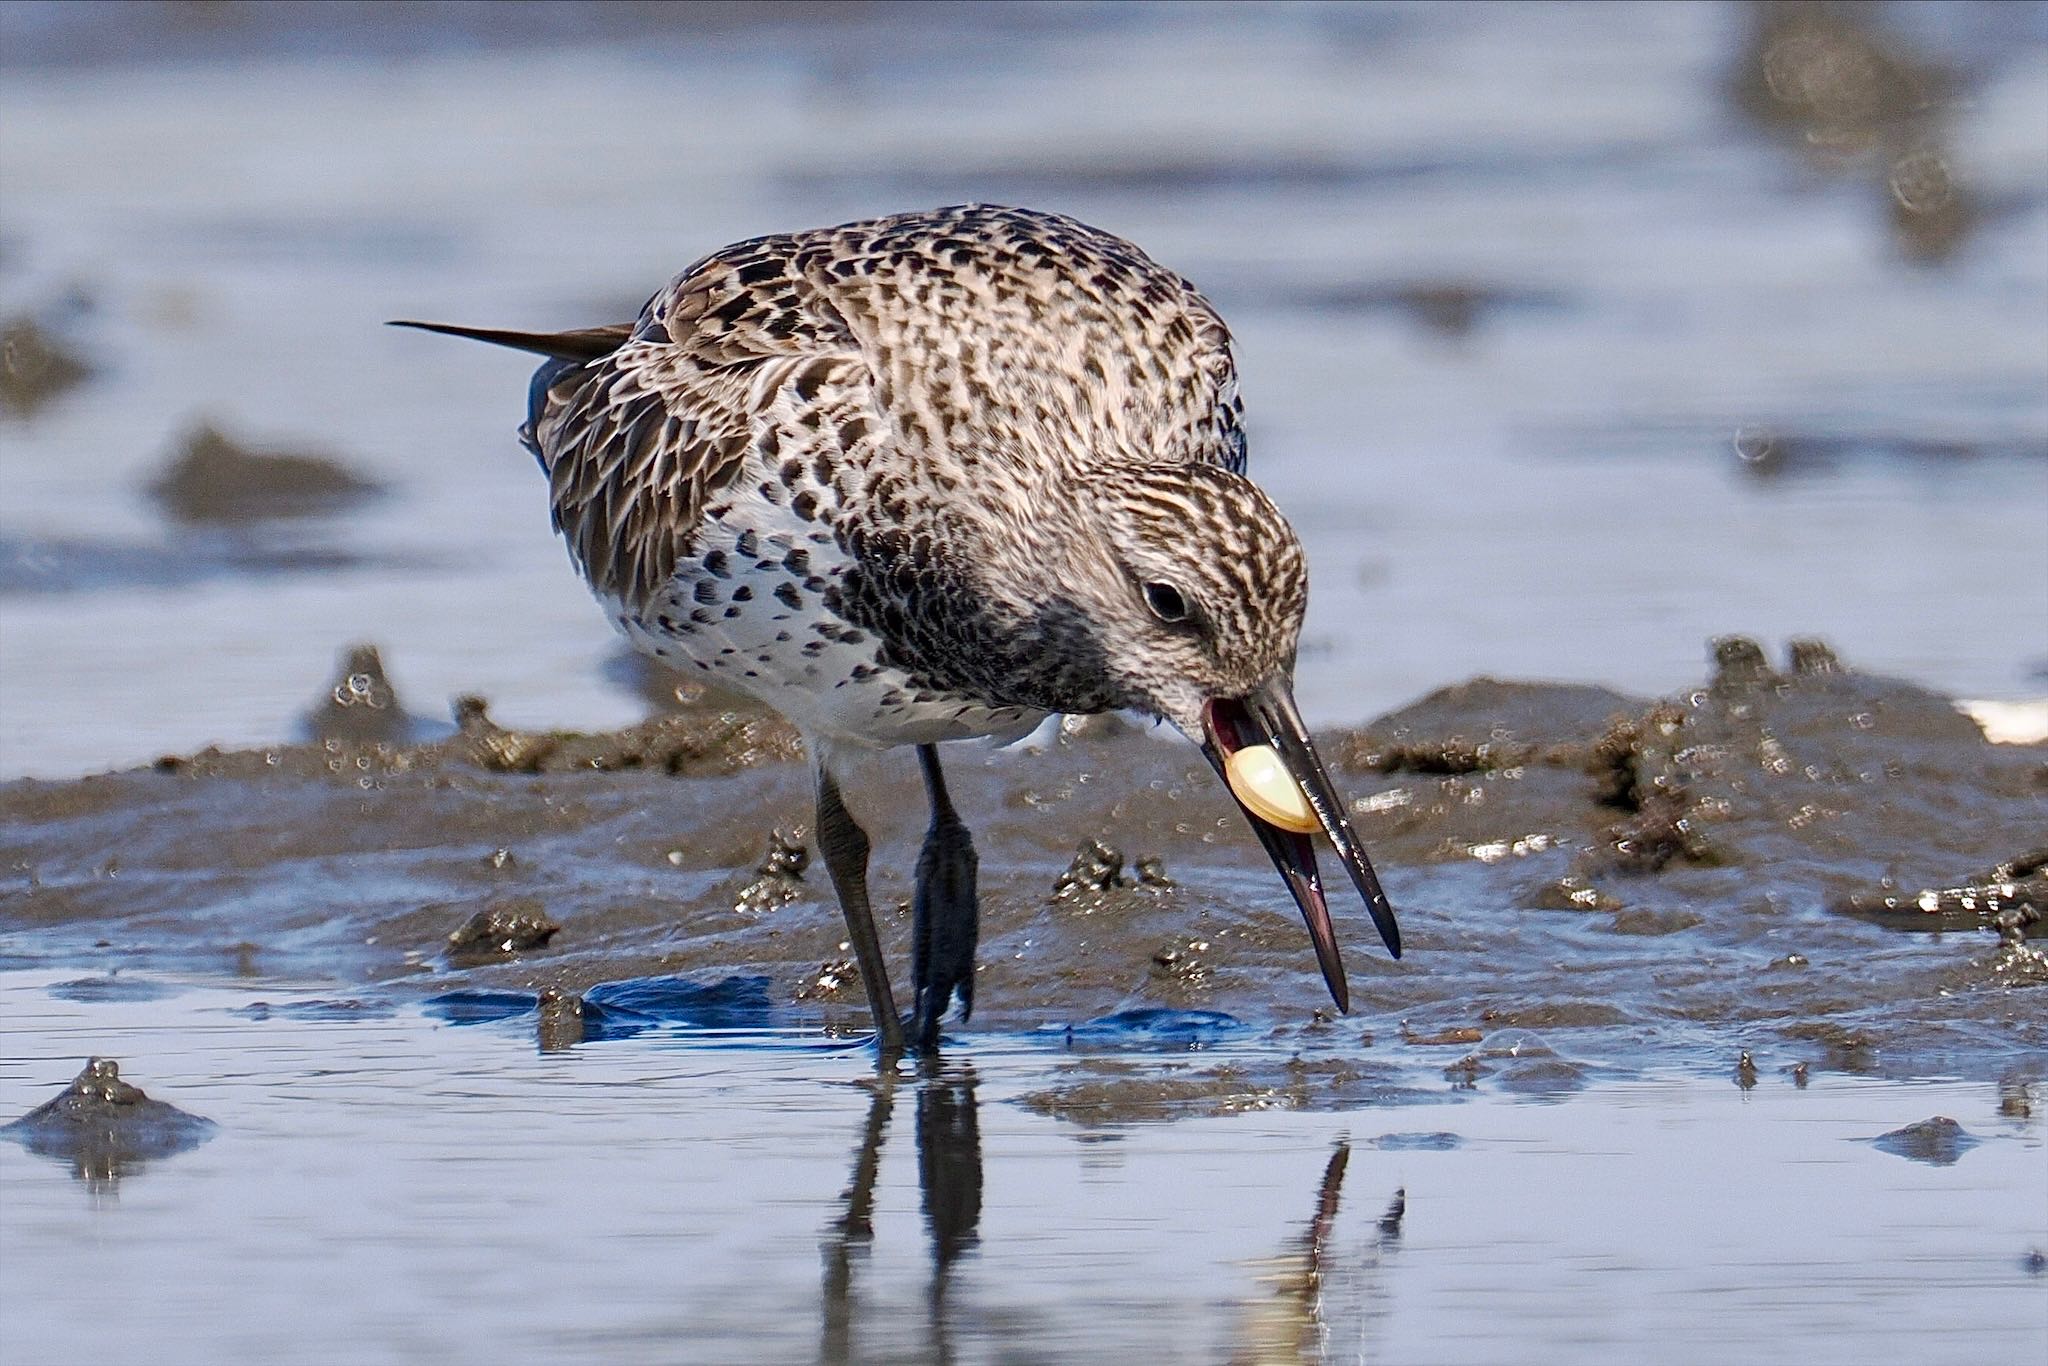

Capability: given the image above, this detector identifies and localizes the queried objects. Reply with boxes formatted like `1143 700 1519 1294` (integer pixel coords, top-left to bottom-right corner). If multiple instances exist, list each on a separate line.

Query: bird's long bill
1201 678 1403 1014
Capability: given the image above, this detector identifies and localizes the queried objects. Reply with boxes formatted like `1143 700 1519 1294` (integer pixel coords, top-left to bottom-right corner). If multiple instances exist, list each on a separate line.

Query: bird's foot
901 1009 941 1054
905 973 972 1053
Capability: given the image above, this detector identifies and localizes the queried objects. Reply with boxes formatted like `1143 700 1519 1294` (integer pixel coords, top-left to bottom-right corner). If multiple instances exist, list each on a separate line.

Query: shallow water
2 972 2043 1366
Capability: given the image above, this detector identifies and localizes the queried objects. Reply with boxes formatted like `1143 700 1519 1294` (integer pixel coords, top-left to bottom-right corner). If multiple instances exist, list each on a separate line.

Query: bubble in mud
1887 147 1954 213
304 644 422 746
1733 426 1778 467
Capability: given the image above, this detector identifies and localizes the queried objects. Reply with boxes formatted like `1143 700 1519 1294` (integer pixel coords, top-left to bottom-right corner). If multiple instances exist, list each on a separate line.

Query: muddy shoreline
4 635 2041 1087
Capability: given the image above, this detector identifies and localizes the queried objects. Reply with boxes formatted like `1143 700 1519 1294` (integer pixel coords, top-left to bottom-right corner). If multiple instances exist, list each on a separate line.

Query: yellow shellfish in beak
1224 744 1321 834
1199 683 1402 1015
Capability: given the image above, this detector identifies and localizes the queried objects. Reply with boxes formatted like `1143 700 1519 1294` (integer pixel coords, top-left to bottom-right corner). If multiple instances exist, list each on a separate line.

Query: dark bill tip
1201 680 1403 1012
1203 702 1348 1013
1244 680 1403 962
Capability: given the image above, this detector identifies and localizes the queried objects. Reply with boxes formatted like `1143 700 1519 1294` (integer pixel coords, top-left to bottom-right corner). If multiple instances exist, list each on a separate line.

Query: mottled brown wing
530 241 863 609
780 204 1249 479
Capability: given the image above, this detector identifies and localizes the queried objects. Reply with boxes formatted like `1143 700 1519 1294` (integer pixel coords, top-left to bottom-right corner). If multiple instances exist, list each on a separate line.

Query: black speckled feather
399 205 1294 749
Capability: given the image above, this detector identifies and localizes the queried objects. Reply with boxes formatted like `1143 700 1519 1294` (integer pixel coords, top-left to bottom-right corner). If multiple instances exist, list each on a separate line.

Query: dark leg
815 757 905 1055
909 744 979 1049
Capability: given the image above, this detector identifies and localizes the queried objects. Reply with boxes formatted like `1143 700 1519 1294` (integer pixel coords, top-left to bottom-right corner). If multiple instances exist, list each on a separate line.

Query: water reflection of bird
395 204 1402 1051
1236 1142 1353 1363
820 1074 894 1362
821 1063 981 1361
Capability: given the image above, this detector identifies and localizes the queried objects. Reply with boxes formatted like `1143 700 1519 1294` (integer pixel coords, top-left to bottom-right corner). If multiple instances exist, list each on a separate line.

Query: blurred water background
2 0 2043 778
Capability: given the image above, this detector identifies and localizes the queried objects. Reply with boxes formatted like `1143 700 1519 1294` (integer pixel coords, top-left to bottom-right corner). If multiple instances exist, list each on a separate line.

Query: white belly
603 524 1044 750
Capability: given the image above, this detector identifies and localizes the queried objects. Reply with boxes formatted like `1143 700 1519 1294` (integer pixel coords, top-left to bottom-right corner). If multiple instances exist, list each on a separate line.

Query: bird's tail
386 319 632 361
390 319 635 474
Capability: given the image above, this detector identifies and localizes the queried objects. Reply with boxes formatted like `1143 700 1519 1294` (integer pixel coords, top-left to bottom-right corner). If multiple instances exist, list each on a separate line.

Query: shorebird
396 204 1401 1052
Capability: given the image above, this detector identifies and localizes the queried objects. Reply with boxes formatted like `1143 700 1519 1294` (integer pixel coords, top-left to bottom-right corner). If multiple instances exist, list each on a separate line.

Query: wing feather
524 205 1247 606
529 248 864 608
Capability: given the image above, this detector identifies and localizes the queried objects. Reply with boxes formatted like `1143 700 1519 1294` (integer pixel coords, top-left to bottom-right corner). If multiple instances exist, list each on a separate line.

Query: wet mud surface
0 314 90 416
4 637 2041 1110
0 1057 217 1184
146 421 384 526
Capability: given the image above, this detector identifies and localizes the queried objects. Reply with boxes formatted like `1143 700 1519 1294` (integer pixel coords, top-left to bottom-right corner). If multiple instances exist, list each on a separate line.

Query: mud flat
3 636 2040 1086
0 1057 215 1186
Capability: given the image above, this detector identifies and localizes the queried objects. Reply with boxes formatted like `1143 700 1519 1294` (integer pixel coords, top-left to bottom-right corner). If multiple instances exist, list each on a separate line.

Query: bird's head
1078 462 1309 733
1070 463 1403 1011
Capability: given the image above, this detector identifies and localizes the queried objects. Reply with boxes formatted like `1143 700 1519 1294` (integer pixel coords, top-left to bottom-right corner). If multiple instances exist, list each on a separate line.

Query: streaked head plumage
1061 462 1309 733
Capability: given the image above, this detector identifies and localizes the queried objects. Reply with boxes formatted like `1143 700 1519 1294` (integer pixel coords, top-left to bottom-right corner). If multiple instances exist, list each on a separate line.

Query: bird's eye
1143 580 1192 623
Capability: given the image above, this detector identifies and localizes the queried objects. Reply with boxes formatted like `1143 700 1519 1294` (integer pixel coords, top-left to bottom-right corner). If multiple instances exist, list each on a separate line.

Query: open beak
1200 676 1402 1013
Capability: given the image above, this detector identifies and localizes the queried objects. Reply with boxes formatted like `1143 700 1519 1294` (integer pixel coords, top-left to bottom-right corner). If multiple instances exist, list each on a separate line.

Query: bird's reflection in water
820 1060 981 1363
1234 1144 1408 1364
917 1062 983 1274
1235 1142 1351 1363
818 1073 1405 1362
1376 1187 1406 1249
